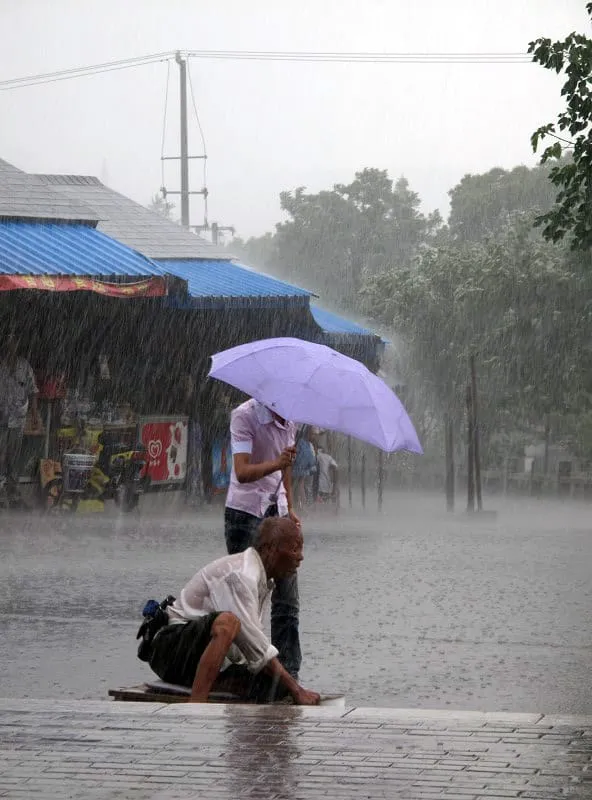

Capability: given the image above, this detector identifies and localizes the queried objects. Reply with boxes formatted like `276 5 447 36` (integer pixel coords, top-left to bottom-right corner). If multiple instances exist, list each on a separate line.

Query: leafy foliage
361 213 592 443
234 169 440 309
529 4 592 248
448 164 557 243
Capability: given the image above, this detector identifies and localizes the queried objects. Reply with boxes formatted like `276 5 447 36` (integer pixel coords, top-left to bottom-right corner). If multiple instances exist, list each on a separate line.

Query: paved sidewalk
0 699 591 799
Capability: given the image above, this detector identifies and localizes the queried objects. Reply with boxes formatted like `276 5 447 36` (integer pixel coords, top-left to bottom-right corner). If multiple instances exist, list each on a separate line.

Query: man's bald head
255 517 304 579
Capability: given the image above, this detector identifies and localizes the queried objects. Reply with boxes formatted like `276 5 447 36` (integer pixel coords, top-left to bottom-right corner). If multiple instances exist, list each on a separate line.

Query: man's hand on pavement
293 687 321 706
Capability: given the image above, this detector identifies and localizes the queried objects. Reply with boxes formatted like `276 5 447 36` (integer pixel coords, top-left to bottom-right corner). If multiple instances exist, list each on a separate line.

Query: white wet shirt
167 547 278 673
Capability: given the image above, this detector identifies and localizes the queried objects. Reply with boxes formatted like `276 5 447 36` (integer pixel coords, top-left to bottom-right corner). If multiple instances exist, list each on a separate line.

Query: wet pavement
0 490 591 712
1 699 591 799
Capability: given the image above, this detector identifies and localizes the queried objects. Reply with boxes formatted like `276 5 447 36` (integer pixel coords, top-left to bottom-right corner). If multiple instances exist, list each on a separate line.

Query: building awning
157 259 312 308
0 221 164 278
311 305 387 341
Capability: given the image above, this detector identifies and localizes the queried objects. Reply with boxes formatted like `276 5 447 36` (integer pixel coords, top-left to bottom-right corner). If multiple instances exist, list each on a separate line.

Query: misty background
0 1 588 238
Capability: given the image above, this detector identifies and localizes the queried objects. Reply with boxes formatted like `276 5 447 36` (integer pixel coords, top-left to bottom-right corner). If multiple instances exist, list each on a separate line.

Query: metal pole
347 436 352 508
466 385 475 512
43 400 52 459
361 451 366 510
377 449 383 512
470 355 483 512
176 51 190 228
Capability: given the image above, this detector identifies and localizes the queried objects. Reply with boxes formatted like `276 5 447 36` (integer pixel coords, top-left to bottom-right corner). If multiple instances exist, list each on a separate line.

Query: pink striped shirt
225 399 296 518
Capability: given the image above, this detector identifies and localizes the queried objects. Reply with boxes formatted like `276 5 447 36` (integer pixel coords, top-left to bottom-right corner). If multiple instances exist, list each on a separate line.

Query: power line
185 49 531 63
160 58 171 191
186 60 208 226
0 48 533 91
0 52 173 91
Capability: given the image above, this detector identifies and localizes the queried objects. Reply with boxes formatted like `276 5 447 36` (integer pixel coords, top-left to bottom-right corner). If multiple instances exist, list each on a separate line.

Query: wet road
0 490 591 712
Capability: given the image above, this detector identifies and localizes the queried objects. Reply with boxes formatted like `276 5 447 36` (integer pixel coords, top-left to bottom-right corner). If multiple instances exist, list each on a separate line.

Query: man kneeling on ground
147 518 320 705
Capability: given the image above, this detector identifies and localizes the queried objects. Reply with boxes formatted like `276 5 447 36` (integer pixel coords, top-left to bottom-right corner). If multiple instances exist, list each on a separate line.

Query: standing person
292 425 316 510
224 398 301 678
0 333 40 501
316 447 339 503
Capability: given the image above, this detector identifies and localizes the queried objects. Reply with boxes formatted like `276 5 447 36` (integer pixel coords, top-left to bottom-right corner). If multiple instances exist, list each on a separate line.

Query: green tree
529 3 592 248
448 164 557 243
238 169 440 309
361 214 592 450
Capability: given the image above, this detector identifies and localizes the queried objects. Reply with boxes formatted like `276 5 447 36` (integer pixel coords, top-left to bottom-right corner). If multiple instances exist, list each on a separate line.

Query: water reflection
222 706 302 798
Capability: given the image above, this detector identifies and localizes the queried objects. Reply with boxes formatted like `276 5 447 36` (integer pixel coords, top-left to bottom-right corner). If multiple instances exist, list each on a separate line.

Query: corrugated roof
36 174 230 260
0 160 97 223
157 258 310 301
0 221 164 277
311 305 379 337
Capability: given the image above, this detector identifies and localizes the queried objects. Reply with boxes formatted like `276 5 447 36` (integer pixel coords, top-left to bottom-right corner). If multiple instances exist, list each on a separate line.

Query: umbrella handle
268 425 306 504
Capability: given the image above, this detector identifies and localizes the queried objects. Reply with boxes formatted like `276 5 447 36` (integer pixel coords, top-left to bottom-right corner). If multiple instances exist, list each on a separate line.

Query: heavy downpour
1 3 592 799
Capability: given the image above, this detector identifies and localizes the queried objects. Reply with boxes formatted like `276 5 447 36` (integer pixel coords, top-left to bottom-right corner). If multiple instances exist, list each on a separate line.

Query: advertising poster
139 417 188 484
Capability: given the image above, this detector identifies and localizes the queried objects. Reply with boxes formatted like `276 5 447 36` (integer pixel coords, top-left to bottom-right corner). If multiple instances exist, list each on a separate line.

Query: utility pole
176 51 189 228
160 51 208 229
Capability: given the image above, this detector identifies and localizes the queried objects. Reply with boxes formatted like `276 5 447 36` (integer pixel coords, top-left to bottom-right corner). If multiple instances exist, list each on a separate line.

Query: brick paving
0 700 591 799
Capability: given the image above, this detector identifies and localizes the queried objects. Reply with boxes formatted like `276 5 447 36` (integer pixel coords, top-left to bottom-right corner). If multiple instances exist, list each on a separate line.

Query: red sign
0 275 167 297
139 419 188 484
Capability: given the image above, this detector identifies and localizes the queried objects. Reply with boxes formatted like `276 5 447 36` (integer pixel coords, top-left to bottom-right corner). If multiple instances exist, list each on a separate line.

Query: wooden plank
108 684 345 706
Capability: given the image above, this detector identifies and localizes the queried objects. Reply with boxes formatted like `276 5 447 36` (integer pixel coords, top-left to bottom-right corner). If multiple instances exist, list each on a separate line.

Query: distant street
1 490 590 712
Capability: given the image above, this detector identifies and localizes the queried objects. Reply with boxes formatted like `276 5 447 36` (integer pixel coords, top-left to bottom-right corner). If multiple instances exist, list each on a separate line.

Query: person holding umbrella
224 397 302 679
211 337 423 680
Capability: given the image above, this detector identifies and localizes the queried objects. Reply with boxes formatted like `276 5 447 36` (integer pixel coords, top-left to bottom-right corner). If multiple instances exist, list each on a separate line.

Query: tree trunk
466 385 475 512
543 417 551 475
470 355 483 512
444 413 455 512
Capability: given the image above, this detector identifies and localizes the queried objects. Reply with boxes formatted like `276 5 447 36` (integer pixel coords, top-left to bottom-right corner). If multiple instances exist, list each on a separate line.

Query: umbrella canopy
208 337 422 454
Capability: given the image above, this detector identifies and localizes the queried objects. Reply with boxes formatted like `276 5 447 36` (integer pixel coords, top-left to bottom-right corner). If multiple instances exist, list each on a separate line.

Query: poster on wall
212 437 232 494
138 417 189 485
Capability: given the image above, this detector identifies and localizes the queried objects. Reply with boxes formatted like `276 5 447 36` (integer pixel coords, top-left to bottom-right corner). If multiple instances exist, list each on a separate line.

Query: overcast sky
0 0 588 239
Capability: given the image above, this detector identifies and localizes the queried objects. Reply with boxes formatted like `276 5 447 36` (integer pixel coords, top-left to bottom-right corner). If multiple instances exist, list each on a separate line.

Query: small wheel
44 478 79 513
115 483 139 512
44 478 64 512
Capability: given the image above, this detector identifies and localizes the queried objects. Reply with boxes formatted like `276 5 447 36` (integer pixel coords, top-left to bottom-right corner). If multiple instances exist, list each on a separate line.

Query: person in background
291 425 317 509
224 397 301 679
316 446 339 504
0 332 40 502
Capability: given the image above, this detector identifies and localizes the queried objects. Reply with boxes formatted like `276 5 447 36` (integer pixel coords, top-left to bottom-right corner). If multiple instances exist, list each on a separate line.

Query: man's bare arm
262 657 320 705
234 450 295 484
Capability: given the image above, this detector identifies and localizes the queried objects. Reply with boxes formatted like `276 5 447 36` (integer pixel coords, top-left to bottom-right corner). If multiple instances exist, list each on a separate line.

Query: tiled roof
0 221 164 277
36 174 229 259
0 160 97 222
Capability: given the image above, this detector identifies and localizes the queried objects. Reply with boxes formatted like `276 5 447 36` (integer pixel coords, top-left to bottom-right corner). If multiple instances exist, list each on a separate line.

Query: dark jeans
224 506 302 679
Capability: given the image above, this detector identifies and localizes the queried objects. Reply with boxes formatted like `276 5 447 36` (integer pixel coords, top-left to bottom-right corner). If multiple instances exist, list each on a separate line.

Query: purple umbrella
208 337 422 454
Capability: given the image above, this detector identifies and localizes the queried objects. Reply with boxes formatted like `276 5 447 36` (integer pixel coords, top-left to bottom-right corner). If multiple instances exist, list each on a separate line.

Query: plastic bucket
62 453 96 493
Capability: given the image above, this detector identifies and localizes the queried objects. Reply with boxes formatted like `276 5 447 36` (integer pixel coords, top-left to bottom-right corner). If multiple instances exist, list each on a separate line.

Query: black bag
136 595 175 662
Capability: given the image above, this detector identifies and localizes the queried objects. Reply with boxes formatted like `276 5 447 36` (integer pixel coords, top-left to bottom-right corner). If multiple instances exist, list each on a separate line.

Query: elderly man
224 397 301 679
147 518 320 705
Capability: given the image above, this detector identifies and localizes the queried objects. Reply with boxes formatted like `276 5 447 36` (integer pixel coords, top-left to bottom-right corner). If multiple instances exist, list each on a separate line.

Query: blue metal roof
157 259 311 301
311 305 379 337
0 221 164 277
